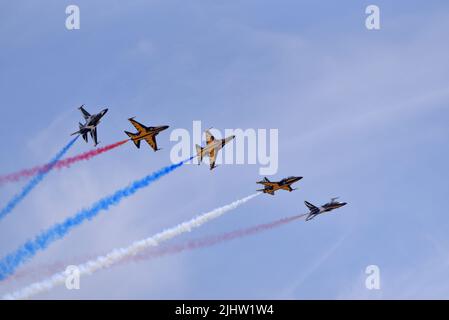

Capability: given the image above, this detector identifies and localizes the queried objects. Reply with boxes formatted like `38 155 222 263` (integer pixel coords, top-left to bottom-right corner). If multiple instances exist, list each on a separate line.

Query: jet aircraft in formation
304 197 347 221
256 176 302 195
70 106 347 220
71 105 108 147
124 117 169 151
196 129 235 170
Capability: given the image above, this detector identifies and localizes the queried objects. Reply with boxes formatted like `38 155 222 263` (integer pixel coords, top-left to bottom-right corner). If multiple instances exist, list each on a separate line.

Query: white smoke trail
3 193 260 300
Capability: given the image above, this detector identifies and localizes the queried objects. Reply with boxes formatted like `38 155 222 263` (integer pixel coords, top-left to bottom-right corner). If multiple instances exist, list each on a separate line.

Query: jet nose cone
161 125 169 130
102 108 109 115
340 202 347 207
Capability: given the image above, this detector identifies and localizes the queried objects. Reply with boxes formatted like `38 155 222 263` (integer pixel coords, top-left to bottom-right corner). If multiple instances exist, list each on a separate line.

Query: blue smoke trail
0 137 79 222
0 156 193 280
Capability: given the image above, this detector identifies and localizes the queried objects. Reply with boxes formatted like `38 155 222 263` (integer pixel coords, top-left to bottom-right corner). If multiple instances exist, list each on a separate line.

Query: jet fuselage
84 108 108 127
279 176 302 186
320 202 347 213
201 135 235 154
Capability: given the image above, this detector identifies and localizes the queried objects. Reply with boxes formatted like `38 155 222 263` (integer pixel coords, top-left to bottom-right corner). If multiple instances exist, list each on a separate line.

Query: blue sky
1 0 449 299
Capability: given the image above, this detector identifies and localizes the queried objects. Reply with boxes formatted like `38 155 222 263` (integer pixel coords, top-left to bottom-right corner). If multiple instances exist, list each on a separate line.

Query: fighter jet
124 117 169 151
196 129 235 170
257 176 302 195
71 105 108 147
304 197 347 221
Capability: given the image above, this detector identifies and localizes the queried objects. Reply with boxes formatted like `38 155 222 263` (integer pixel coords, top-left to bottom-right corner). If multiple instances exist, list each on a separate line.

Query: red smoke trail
3 213 307 285
0 139 129 185
131 213 308 262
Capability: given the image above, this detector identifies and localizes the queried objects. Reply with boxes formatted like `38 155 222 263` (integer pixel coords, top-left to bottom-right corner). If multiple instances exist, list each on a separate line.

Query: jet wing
90 127 98 146
129 118 147 134
79 105 91 120
205 130 215 145
209 147 217 170
305 213 317 221
144 134 159 151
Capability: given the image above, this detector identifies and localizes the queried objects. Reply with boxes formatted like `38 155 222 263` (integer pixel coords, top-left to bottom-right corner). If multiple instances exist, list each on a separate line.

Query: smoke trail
0 139 129 185
0 157 192 281
4 211 306 285
3 193 259 299
132 213 308 262
0 137 79 222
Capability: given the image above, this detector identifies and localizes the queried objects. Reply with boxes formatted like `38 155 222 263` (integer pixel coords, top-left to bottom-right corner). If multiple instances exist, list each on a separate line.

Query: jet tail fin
124 131 141 148
305 201 319 212
71 123 84 136
196 144 203 164
256 177 270 184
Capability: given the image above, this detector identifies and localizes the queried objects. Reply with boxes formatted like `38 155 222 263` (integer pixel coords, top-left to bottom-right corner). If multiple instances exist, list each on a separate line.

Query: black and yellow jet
124 117 169 151
257 176 302 195
196 129 235 170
